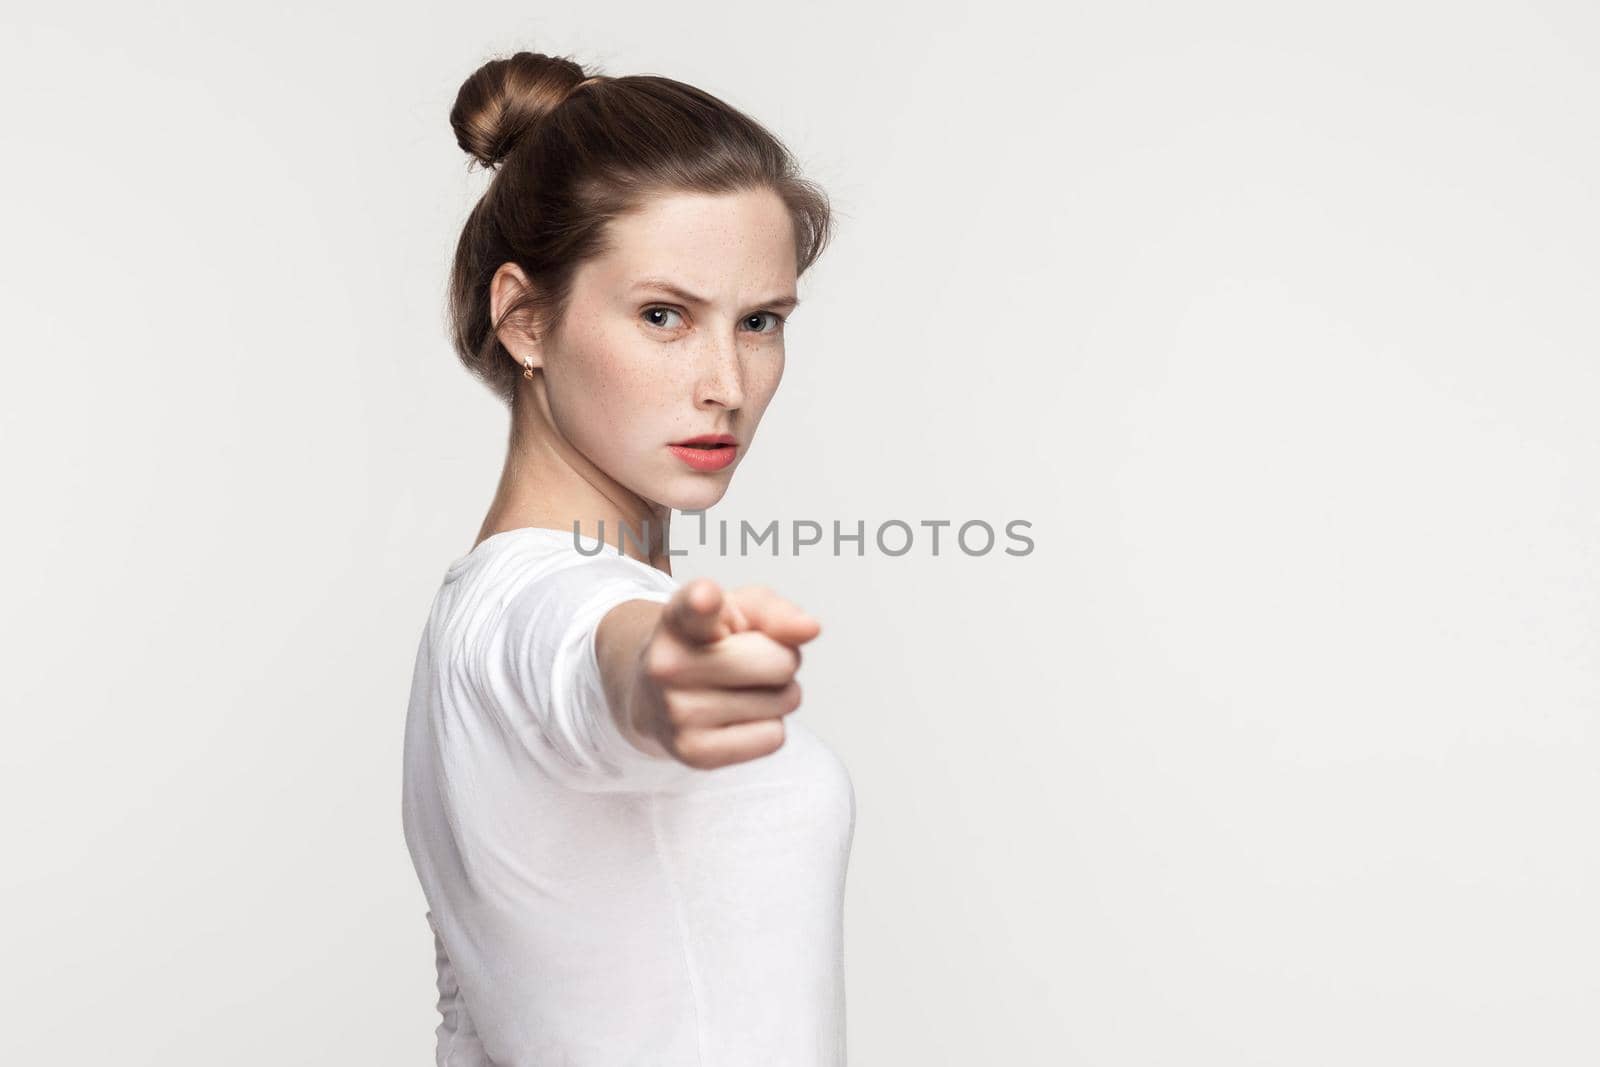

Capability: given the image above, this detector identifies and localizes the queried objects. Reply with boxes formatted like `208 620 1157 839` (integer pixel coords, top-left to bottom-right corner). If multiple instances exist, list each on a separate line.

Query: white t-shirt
400 527 857 1066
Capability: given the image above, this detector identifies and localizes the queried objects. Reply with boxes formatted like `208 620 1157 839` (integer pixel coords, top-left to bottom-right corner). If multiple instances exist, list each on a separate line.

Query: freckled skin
475 187 800 569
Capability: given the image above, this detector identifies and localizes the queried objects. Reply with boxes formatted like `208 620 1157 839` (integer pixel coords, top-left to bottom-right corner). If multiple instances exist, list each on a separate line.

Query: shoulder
454 532 677 628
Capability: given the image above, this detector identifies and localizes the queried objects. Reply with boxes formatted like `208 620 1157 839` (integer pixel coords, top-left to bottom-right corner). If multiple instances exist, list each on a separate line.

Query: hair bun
450 51 590 168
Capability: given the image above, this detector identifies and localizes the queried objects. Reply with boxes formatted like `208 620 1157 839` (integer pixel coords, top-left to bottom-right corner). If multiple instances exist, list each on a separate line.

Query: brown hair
446 51 834 404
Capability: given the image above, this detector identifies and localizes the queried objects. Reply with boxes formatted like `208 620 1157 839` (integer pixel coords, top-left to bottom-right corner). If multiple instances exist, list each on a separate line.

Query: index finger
663 578 737 646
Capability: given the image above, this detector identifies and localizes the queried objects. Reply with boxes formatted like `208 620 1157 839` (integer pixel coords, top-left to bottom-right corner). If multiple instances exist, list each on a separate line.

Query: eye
642 306 685 329
743 311 786 334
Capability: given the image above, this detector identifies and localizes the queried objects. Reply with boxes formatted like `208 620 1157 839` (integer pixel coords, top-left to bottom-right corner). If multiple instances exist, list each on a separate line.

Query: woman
400 51 857 1066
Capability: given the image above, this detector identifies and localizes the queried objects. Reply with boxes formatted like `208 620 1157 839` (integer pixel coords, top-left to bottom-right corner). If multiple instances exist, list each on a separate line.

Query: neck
474 382 672 572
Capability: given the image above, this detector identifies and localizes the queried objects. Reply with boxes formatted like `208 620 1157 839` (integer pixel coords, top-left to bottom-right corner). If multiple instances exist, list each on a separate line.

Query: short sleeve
474 553 698 792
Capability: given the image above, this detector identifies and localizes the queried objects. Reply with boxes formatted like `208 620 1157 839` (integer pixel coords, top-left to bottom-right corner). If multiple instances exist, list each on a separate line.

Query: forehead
586 188 797 296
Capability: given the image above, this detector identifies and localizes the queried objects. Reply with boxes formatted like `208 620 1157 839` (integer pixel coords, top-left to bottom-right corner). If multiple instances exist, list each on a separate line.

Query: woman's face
514 187 799 515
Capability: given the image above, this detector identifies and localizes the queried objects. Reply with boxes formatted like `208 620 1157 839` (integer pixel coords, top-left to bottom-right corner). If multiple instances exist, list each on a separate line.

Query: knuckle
671 732 711 769
761 718 787 752
752 633 799 680
642 642 677 683
662 691 695 727
767 643 800 681
678 735 723 767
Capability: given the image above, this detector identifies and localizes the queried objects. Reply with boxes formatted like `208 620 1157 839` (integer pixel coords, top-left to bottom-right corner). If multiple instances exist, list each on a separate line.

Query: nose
693 330 745 411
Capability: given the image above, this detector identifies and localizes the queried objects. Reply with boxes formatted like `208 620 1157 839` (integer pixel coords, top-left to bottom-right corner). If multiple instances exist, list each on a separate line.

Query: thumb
731 589 823 649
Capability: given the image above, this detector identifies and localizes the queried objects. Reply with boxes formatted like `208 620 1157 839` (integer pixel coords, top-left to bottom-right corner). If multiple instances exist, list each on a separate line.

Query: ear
490 261 546 372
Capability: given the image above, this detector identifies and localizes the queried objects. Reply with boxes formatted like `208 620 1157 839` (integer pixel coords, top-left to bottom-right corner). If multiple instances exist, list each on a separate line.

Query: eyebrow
631 277 800 312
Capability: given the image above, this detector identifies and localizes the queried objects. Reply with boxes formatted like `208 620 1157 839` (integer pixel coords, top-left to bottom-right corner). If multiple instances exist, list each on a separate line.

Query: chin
657 474 732 513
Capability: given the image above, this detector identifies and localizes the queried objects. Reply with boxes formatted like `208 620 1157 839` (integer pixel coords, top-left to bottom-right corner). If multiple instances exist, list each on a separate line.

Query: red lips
667 433 739 472
670 433 738 446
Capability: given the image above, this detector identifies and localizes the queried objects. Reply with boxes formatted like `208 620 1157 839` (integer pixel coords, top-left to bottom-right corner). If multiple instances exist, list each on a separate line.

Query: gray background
3 1 1597 1063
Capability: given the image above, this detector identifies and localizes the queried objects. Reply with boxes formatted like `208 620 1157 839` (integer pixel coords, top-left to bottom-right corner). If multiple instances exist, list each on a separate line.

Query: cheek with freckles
545 327 683 489
545 319 788 508
737 349 784 433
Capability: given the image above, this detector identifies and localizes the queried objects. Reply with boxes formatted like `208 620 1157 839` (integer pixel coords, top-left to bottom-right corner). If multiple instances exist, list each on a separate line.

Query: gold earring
522 356 534 381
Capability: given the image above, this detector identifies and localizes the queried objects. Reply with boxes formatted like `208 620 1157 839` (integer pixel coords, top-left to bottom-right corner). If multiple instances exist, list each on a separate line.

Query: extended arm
594 597 677 761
